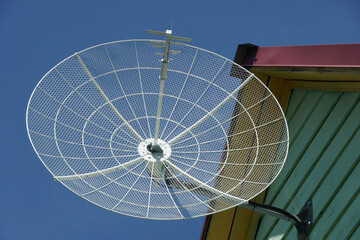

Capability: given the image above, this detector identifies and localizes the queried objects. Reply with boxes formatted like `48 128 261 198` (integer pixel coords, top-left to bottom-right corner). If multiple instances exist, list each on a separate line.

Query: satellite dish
27 29 311 239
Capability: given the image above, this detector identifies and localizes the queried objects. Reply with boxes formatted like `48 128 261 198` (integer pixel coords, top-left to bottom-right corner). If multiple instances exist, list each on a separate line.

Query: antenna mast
146 29 191 145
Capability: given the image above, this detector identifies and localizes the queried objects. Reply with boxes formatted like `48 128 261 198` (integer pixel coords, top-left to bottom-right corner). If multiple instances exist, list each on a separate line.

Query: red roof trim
238 43 360 68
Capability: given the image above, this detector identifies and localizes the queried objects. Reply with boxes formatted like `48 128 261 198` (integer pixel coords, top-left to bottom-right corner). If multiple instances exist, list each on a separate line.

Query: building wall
200 43 360 240
255 89 359 240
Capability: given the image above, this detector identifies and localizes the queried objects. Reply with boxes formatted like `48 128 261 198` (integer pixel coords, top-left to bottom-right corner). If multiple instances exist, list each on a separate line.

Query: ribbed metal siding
255 90 360 240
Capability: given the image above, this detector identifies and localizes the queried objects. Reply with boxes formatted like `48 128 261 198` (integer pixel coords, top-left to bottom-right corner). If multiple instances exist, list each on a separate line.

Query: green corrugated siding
255 90 360 240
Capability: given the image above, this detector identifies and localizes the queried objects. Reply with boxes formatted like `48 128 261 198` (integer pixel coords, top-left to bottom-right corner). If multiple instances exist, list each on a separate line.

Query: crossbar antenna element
146 29 191 145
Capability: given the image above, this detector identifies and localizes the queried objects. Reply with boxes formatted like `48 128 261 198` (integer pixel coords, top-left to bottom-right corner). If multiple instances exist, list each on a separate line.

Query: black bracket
160 165 313 239
242 199 313 240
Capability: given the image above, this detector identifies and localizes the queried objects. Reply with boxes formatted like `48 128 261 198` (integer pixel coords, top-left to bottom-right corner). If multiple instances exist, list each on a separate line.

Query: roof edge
235 43 360 68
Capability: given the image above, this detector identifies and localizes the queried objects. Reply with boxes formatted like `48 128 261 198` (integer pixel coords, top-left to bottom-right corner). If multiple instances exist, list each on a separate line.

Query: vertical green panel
308 123 359 223
321 165 360 240
285 225 298 240
271 92 342 205
257 91 340 240
264 91 325 205
349 224 360 240
306 130 359 239
287 91 323 147
285 89 307 121
262 93 359 240
255 90 360 240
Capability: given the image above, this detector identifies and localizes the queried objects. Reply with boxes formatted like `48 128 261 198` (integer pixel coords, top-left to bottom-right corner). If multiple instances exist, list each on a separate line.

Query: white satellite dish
26 29 312 239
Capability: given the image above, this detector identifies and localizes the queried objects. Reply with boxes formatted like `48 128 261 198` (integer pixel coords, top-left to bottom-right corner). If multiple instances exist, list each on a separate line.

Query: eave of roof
237 43 360 68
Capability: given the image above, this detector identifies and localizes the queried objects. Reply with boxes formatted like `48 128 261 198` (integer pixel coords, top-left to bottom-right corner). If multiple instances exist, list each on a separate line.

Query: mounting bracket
163 167 313 240
241 199 313 240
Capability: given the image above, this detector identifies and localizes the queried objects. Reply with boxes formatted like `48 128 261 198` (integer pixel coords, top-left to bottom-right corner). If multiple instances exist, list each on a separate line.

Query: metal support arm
241 200 313 240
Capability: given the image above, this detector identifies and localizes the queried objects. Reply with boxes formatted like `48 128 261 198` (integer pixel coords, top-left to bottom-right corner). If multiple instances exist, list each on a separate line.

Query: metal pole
241 200 313 240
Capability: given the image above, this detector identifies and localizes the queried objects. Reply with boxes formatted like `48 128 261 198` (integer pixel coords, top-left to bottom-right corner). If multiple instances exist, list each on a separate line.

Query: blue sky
1 0 359 239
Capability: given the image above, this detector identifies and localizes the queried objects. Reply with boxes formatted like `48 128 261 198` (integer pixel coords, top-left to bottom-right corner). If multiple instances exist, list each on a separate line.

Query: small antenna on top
145 29 190 147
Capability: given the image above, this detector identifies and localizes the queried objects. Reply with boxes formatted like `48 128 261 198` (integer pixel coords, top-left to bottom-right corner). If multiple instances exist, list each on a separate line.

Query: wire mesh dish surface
26 39 289 219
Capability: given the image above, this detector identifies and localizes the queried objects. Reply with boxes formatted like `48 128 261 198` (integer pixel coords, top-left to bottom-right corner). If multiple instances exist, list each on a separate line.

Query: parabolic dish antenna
26 30 289 221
